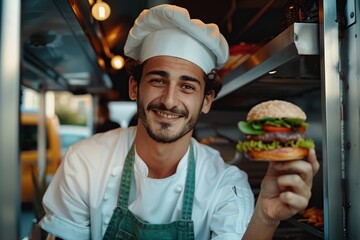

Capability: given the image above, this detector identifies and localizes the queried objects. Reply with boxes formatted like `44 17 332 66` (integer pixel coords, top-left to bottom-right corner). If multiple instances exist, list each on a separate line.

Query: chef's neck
134 124 192 179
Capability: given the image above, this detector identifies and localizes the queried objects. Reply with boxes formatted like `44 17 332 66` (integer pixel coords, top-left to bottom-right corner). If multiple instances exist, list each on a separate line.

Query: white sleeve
210 175 255 239
39 147 91 240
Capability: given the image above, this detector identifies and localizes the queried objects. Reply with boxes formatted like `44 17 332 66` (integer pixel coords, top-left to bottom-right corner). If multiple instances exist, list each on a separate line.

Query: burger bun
245 147 308 161
247 100 306 121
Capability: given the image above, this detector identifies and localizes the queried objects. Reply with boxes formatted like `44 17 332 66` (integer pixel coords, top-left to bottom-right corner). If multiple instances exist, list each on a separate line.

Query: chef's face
129 56 214 143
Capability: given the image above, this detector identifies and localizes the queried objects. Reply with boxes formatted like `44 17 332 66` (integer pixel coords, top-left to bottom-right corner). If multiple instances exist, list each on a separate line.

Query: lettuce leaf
237 118 308 135
238 121 265 134
236 138 315 152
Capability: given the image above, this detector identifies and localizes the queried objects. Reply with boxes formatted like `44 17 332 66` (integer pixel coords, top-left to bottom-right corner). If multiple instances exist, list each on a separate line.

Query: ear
128 76 138 100
201 91 215 114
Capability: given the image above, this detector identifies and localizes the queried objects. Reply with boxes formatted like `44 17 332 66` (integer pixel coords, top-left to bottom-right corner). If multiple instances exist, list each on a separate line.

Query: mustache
147 102 189 118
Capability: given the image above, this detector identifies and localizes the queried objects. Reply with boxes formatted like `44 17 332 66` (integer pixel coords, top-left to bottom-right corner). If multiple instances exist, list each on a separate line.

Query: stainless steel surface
38 87 47 180
345 0 355 27
22 0 112 93
320 0 344 239
217 23 320 100
213 23 321 111
0 0 21 239
343 2 360 238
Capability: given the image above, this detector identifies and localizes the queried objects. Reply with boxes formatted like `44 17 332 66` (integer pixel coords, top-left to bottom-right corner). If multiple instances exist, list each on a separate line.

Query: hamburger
236 100 315 161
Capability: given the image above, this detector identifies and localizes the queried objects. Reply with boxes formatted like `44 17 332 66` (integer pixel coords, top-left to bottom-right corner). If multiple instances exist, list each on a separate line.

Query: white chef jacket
40 127 254 240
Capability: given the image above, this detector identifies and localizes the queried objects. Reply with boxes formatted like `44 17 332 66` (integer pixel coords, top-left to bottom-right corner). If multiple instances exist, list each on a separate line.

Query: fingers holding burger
236 100 315 161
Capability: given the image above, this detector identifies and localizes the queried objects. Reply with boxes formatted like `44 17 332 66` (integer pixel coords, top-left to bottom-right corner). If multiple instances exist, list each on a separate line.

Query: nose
160 85 179 109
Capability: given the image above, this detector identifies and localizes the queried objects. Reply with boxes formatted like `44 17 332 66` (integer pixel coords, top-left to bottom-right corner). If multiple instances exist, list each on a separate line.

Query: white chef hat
124 4 229 74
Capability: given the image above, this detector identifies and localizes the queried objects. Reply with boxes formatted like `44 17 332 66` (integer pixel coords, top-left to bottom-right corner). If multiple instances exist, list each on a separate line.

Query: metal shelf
216 23 320 102
286 217 324 239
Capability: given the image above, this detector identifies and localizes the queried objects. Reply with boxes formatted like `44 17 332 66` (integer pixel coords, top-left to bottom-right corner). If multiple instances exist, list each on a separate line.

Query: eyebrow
145 70 201 86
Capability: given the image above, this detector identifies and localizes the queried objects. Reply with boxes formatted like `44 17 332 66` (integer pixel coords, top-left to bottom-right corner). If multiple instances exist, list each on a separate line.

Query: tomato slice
297 126 306 132
263 125 291 132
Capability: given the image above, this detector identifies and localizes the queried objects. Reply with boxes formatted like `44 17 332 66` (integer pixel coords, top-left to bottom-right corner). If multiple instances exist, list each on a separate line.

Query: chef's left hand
256 148 320 224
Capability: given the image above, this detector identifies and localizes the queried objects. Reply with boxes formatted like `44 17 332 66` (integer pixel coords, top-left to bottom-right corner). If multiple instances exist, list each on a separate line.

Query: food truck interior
2 0 359 239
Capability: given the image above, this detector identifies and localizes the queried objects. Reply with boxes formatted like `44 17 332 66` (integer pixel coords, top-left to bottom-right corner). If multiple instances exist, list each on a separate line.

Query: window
20 125 49 151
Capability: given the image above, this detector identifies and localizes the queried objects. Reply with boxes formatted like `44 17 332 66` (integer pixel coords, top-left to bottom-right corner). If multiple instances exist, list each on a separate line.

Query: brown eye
180 84 196 92
149 79 166 86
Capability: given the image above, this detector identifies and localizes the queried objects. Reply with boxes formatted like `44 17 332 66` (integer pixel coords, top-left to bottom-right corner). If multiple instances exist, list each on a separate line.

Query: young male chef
39 4 319 239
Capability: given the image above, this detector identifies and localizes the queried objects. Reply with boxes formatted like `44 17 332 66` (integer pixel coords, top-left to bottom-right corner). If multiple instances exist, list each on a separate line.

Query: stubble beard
137 99 202 144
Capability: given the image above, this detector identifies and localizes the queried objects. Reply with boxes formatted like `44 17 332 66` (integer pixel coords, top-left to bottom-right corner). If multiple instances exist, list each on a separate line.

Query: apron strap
117 144 135 207
181 144 195 220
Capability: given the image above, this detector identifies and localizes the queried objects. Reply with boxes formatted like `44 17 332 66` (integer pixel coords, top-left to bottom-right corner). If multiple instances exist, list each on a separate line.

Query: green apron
103 144 195 240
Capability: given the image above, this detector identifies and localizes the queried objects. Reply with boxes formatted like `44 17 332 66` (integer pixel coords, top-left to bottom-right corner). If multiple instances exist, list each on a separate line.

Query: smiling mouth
155 110 181 119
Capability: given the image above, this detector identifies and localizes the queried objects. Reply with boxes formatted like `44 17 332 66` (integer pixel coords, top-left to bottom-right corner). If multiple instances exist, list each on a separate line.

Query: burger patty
245 132 306 144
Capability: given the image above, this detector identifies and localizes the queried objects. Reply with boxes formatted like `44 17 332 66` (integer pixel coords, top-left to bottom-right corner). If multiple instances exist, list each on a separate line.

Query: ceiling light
91 0 111 21
268 70 277 75
97 58 106 68
111 55 125 70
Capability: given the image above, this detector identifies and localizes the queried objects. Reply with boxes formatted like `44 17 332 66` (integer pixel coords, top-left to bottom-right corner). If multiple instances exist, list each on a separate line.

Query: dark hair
125 58 223 98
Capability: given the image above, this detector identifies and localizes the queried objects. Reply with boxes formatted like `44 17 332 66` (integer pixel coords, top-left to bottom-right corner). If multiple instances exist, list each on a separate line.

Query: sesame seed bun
247 100 306 121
